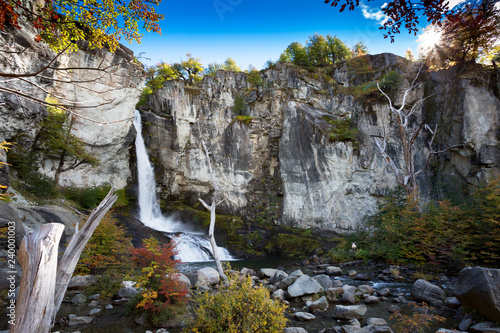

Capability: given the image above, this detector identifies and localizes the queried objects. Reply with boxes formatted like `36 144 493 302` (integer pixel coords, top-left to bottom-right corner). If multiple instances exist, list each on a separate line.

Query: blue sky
126 0 429 69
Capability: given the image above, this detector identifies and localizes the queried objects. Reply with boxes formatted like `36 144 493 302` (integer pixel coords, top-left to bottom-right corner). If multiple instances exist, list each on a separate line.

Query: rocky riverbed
25 261 498 333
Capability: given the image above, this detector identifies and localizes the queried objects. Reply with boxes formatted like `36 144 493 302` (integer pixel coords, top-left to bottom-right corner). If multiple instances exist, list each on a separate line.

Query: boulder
288 275 324 298
410 279 445 304
348 270 357 277
273 289 288 301
170 272 191 290
118 286 140 298
364 296 379 304
348 319 361 327
332 280 344 288
358 285 373 295
269 270 288 284
241 267 256 276
444 296 461 309
309 296 329 312
88 300 99 307
290 269 305 277
458 315 473 331
364 325 394 333
342 292 356 304
196 267 220 288
295 312 316 321
326 266 343 276
68 275 96 290
343 285 356 294
314 274 333 290
285 328 308 333
71 294 87 304
257 268 278 279
341 325 366 333
378 288 391 297
367 318 388 326
454 267 500 322
355 274 371 281
470 322 500 333
89 308 102 316
68 314 94 326
277 275 299 290
332 305 367 320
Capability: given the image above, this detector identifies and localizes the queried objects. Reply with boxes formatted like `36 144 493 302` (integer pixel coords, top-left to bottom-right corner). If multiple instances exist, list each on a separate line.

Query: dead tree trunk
198 138 227 281
12 188 117 333
374 63 437 200
11 223 64 333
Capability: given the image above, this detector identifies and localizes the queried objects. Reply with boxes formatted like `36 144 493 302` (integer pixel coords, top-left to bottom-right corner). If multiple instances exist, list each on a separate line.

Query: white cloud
360 2 389 26
446 0 466 9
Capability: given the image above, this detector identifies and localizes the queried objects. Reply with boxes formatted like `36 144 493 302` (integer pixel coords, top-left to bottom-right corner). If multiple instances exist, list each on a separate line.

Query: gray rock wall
0 24 144 189
144 55 500 232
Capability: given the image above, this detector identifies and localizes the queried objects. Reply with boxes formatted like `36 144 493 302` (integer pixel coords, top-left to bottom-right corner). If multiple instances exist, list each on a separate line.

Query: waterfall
133 110 234 262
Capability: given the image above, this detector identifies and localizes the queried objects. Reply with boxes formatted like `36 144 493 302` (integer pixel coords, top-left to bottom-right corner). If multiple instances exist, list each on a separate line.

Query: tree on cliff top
0 0 162 121
323 0 452 42
436 0 500 65
0 0 162 53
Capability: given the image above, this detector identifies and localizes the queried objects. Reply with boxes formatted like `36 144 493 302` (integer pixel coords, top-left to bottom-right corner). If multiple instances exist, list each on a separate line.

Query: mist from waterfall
133 110 234 262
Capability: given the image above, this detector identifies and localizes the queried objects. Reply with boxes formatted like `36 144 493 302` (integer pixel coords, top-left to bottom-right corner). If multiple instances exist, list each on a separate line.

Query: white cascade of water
133 110 234 262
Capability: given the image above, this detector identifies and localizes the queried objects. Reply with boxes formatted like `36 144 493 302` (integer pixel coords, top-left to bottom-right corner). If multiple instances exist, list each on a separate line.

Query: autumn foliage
0 0 163 52
128 237 188 324
74 212 132 275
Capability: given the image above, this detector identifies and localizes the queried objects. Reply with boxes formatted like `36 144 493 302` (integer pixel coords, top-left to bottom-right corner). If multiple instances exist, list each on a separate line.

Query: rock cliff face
0 22 144 189
144 54 500 232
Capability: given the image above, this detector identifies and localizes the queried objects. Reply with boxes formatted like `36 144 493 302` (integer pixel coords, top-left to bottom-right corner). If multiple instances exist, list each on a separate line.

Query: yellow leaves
137 290 157 308
191 269 288 332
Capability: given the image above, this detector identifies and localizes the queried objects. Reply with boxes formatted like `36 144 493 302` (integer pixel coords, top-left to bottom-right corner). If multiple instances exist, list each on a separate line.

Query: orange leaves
0 0 20 30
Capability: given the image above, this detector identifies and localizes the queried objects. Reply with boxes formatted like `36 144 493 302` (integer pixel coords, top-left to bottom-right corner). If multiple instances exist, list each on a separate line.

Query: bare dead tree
197 133 227 281
374 63 439 199
12 188 117 333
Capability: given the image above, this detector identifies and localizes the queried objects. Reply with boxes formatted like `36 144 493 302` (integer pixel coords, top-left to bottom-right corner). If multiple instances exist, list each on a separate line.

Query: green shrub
136 86 153 109
247 70 263 87
190 270 287 333
379 70 401 96
233 94 246 115
324 117 359 149
87 274 122 298
24 172 58 198
63 184 112 209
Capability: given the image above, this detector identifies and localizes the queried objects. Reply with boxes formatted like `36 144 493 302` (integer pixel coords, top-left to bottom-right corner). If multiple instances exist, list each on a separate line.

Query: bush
190 270 287 333
233 94 246 115
87 274 122 298
363 178 500 268
24 172 58 198
379 70 401 96
63 184 112 209
391 303 445 333
74 212 132 276
128 237 188 325
324 117 359 149
247 70 263 87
